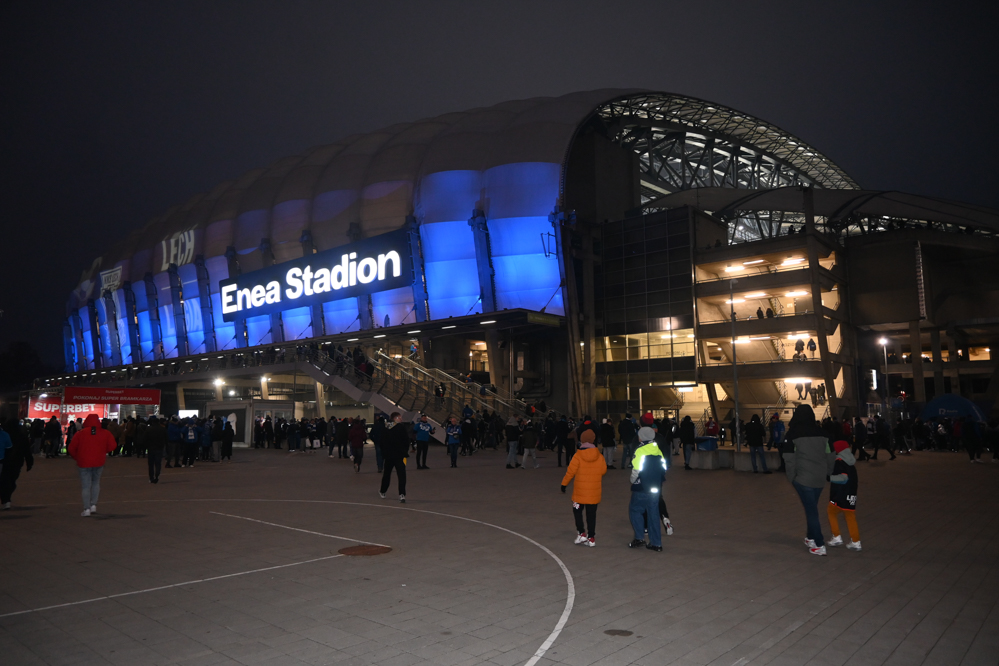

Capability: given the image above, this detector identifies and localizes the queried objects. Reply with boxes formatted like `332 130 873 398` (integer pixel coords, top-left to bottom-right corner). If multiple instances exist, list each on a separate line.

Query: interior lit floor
1 444 996 665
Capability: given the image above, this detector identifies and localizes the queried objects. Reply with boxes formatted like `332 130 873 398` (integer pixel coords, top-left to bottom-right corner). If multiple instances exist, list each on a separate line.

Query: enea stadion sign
220 230 413 322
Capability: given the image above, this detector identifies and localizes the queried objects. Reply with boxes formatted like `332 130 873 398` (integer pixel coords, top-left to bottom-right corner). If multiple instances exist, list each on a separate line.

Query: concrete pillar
260 375 270 400
314 381 327 419
930 329 944 397
946 334 959 393
909 321 925 403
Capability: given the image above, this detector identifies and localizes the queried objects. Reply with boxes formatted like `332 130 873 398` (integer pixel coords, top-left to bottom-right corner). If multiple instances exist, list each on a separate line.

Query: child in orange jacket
561 430 608 547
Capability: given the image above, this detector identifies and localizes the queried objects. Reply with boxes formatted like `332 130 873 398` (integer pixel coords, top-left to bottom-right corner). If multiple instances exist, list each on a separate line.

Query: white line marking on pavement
0 554 342 619
210 511 390 548
42 497 575 665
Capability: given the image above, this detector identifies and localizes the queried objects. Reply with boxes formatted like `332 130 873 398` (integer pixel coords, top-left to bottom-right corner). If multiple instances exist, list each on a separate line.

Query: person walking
746 414 771 473
445 417 461 468
144 416 167 483
871 415 895 460
560 430 607 547
1 419 33 509
413 414 435 469
627 427 668 551
618 414 638 470
348 417 367 472
599 418 617 469
180 419 200 467
827 440 862 551
521 421 539 468
221 421 234 461
67 414 117 517
782 404 836 556
43 416 63 458
379 412 409 502
505 416 522 469
166 416 182 468
679 415 696 470
210 417 223 463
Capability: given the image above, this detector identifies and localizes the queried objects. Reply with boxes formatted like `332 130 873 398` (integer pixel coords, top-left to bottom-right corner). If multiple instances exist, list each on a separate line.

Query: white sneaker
809 545 827 556
574 532 588 545
846 541 862 551
828 535 844 547
663 516 674 536
379 492 386 499
90 505 97 514
586 538 595 547
2 502 10 510
399 495 406 503
81 509 91 517
804 538 817 548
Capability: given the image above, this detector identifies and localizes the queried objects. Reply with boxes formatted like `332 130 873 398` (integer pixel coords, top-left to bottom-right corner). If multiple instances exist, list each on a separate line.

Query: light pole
730 278 741 452
879 337 889 413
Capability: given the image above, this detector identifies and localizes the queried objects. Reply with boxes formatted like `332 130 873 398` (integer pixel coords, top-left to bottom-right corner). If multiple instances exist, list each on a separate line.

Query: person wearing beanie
628 426 668 551
560 429 607 547
783 404 836 555
630 422 675 537
827 440 861 550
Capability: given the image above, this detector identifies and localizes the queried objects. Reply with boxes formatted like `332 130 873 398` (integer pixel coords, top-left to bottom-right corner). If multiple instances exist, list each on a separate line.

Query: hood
790 404 816 427
575 447 601 462
83 414 102 429
837 449 857 466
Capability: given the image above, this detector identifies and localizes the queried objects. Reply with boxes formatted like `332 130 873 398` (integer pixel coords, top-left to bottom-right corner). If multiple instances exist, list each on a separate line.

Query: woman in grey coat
783 404 836 555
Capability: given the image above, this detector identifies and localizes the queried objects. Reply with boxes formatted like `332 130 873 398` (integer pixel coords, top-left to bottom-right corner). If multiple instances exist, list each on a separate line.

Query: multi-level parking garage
33 89 999 437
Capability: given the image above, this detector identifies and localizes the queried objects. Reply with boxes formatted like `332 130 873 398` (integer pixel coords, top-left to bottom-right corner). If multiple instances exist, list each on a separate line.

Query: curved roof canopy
79 89 855 286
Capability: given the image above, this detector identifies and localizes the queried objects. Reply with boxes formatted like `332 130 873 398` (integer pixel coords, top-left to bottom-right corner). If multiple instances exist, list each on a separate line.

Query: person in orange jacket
68 414 118 517
561 429 608 547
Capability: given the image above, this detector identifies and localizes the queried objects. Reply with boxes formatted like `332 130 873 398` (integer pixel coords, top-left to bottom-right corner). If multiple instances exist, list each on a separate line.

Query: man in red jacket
68 414 117 517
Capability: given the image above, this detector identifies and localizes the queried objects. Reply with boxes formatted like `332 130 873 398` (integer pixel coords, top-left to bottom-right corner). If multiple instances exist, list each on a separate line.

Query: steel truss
588 93 861 239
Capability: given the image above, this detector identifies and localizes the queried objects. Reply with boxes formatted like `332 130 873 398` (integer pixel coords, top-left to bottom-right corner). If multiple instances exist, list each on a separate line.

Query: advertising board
219 229 412 322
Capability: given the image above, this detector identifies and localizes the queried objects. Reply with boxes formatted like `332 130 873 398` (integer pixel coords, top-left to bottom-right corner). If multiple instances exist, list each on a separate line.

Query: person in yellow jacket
628 427 669 550
561 430 607 547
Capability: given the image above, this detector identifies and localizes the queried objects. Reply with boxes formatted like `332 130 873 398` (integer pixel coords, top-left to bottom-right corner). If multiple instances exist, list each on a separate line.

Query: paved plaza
1 444 997 666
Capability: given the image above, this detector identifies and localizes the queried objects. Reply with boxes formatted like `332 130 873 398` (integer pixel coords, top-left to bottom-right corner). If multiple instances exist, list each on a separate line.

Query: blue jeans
621 441 634 469
79 466 104 509
683 443 694 466
793 481 824 546
750 446 769 472
629 491 661 546
506 440 519 466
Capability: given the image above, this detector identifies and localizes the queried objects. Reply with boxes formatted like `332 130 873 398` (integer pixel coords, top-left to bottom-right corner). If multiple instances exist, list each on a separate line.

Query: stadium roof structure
79 89 855 285
649 186 999 238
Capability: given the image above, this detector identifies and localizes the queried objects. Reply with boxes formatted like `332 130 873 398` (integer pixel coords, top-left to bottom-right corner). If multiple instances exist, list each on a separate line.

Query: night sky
2 1 997 369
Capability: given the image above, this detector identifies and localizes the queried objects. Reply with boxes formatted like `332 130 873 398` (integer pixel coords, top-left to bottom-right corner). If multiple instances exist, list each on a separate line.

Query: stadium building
34 89 999 439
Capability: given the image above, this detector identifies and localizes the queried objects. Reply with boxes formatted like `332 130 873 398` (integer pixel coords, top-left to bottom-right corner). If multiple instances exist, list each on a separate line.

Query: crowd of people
4 397 996 556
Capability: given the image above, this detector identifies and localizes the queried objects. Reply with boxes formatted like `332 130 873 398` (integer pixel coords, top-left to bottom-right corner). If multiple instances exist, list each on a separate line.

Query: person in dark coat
679 416 696 470
1 418 34 509
379 412 410 502
221 421 234 461
143 416 168 483
745 414 771 473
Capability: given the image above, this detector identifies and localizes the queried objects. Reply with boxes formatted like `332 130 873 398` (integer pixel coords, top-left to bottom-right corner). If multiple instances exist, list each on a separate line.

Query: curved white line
28 498 576 665
210 511 391 547
0 554 342 619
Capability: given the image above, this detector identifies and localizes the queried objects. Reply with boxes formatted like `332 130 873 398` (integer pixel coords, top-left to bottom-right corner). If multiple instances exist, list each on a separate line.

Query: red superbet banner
27 399 106 422
63 387 161 405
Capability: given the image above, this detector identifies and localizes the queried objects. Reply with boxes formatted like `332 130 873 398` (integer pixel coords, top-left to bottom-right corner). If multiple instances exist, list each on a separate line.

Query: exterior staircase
300 347 555 444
